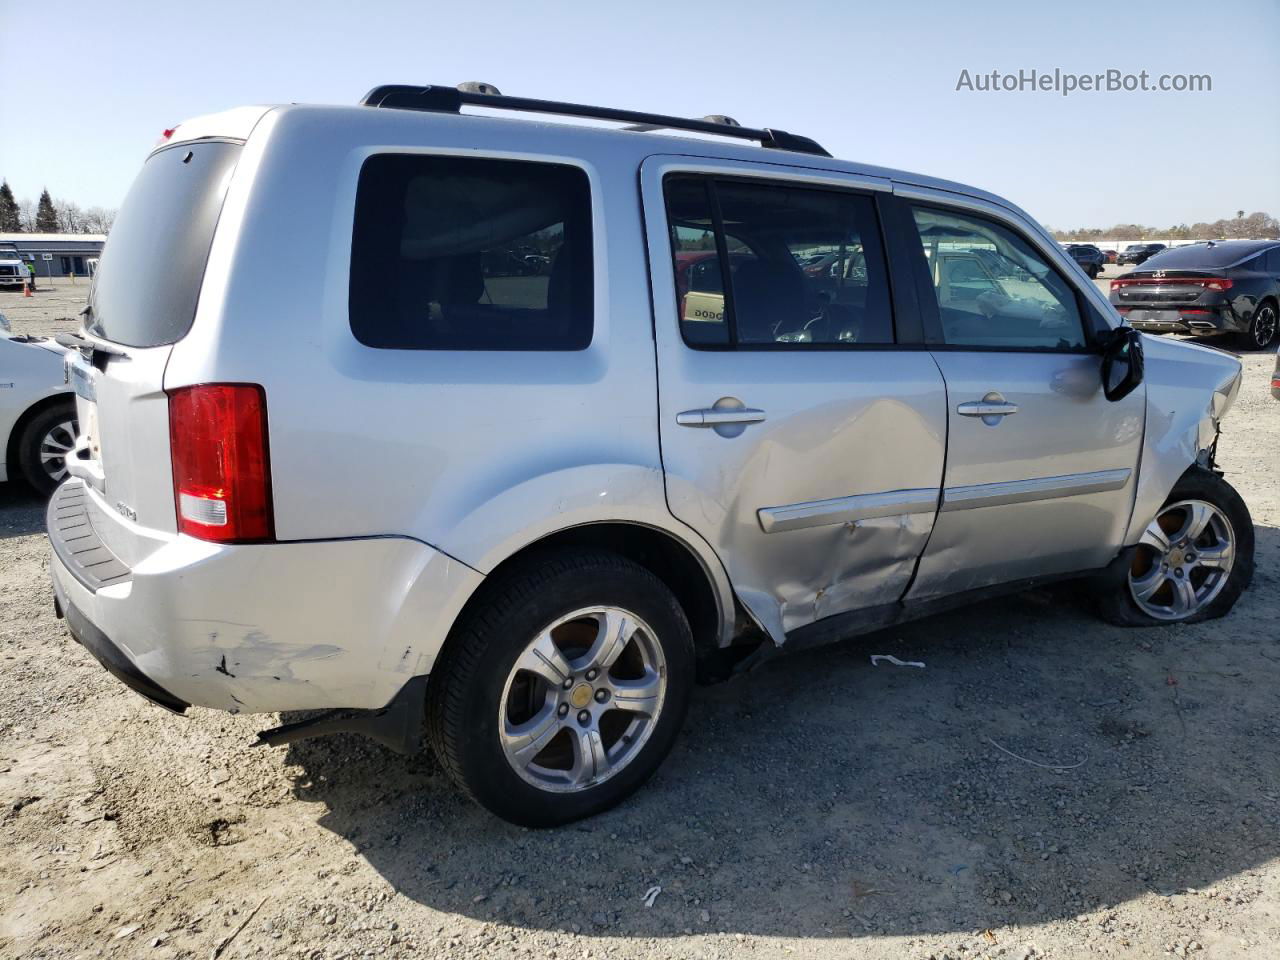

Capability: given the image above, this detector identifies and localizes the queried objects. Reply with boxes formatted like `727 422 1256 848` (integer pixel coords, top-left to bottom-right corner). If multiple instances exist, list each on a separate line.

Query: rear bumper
52 578 190 713
47 480 484 714
1117 304 1240 336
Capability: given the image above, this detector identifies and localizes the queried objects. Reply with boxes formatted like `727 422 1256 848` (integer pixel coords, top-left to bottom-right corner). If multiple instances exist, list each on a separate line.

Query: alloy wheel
1129 499 1235 620
39 419 76 483
1252 304 1277 348
499 606 667 793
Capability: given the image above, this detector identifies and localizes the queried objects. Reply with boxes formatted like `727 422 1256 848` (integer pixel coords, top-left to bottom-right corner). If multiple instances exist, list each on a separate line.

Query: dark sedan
1066 243 1105 279
1110 240 1280 349
1117 243 1167 266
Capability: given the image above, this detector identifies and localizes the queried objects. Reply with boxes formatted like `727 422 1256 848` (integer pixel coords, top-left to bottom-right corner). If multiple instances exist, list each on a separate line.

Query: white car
1 317 77 494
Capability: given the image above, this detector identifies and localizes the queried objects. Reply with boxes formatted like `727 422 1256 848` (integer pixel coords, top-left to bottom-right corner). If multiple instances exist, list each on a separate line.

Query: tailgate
61 139 244 569
66 346 176 566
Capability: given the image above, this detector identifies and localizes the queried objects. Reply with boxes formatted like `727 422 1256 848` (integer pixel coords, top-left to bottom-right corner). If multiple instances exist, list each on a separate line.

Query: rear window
349 154 593 351
86 141 240 347
1143 243 1276 270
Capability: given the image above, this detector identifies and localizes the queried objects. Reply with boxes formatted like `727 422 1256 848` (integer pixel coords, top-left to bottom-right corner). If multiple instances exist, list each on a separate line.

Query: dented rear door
641 156 947 641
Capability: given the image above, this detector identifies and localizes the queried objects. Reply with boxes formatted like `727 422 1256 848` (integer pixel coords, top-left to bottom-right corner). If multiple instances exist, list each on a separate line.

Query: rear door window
664 175 894 347
86 141 241 347
349 154 594 351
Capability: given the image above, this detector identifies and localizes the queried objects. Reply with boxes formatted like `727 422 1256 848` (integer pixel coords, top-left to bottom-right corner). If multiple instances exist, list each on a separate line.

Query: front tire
425 549 694 826
17 402 77 496
1097 467 1253 626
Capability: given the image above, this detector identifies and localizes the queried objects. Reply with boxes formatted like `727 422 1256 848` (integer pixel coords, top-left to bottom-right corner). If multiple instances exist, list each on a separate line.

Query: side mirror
1101 326 1144 402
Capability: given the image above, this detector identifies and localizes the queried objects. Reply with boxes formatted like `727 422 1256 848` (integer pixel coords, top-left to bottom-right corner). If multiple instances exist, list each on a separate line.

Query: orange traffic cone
22 281 32 297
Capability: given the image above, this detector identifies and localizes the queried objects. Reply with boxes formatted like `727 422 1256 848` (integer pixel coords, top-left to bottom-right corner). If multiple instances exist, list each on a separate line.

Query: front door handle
957 391 1018 422
957 401 1018 418
676 407 767 427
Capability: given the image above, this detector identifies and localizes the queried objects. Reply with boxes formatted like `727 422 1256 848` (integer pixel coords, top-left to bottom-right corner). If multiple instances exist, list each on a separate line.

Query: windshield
86 141 241 347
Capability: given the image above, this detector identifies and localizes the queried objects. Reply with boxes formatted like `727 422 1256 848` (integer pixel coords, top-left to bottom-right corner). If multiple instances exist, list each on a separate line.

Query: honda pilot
48 84 1253 826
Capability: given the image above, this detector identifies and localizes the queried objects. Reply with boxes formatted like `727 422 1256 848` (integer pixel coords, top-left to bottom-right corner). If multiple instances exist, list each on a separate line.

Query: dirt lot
1 278 1278 960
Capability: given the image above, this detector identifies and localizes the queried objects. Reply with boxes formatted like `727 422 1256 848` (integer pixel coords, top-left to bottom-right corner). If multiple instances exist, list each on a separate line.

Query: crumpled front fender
1125 335 1243 545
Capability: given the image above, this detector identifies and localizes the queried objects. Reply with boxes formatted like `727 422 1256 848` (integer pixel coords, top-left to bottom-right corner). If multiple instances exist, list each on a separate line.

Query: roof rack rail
359 83 831 158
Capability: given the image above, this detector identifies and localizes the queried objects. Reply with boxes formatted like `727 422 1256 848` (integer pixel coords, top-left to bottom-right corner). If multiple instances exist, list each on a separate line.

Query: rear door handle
676 407 767 427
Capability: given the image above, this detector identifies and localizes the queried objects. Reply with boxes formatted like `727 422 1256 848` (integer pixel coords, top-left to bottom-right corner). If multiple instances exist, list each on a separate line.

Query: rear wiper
55 330 131 359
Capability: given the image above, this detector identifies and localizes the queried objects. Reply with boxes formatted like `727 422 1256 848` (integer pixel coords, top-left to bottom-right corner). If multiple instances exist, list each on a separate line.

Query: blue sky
1 0 1276 230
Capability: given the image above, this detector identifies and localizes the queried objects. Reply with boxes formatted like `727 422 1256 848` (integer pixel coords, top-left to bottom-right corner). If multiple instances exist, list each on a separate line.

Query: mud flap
253 675 427 754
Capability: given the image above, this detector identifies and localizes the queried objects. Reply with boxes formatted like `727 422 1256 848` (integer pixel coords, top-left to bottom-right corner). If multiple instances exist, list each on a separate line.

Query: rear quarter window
349 154 594 351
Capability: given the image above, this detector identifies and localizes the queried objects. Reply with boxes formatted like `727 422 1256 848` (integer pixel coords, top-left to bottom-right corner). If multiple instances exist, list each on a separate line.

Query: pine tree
0 181 20 232
35 189 58 233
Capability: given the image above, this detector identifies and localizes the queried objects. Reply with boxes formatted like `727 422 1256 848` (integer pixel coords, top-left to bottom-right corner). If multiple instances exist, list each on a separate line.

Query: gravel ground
0 276 87 340
1 277 1278 960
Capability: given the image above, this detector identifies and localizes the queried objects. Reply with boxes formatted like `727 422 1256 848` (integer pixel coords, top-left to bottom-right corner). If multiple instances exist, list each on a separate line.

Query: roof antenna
457 81 501 95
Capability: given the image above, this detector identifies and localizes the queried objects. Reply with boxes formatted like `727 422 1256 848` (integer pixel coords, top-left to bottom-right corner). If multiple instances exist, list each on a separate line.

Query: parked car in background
47 85 1252 826
1118 243 1167 266
1066 243 1105 279
1110 239 1280 349
1103 249 1118 264
1272 350 1280 400
0 317 77 494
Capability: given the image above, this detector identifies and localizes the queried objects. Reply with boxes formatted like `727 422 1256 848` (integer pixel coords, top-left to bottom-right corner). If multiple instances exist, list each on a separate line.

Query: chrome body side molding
757 488 940 534
941 469 1132 512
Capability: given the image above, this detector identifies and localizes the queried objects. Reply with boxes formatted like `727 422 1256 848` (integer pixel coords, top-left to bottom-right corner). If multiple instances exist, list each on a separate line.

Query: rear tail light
1111 276 1233 291
168 384 273 543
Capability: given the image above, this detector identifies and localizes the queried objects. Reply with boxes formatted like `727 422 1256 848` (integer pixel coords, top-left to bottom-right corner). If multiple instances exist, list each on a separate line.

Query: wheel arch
454 520 737 657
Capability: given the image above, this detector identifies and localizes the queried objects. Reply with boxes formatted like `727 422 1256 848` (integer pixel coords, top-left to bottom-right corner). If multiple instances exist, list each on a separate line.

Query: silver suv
48 84 1252 826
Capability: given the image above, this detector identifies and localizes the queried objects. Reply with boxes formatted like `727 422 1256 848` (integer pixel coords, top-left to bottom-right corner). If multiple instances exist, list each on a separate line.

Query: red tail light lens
168 384 273 543
1111 276 1232 291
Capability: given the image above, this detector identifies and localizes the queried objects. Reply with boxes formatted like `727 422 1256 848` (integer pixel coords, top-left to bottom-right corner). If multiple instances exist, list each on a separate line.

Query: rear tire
16 402 78 497
1097 467 1253 626
425 549 694 826
1237 299 1278 351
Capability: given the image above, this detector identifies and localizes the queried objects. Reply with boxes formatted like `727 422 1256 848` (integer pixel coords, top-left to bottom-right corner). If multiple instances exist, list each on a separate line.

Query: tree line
1050 210 1278 242
0 180 116 235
